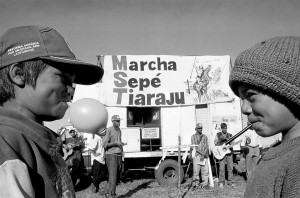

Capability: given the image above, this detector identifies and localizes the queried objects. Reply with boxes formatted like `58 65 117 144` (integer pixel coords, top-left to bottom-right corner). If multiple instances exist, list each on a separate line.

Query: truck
70 55 246 186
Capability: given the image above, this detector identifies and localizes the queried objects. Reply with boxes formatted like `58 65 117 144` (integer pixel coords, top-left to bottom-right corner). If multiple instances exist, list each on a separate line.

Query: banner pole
178 105 182 196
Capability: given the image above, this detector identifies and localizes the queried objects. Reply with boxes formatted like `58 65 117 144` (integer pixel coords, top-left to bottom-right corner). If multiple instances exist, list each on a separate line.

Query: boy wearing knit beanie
229 36 300 198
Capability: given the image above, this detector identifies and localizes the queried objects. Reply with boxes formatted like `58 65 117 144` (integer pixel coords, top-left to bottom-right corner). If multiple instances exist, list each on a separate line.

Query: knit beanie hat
229 36 300 106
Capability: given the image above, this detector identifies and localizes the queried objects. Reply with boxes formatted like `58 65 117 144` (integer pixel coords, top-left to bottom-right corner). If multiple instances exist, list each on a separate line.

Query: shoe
228 183 235 187
218 183 224 188
91 183 98 193
106 193 117 198
199 184 211 190
99 190 109 196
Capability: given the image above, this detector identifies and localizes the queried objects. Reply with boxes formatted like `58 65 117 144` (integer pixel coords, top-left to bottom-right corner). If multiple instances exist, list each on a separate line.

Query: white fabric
182 149 189 163
87 135 105 164
241 129 262 147
0 159 34 198
191 147 196 158
198 157 206 166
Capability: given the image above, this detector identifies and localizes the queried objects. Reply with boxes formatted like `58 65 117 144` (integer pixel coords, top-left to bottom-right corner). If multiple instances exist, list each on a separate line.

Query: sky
0 0 297 146
1 0 300 63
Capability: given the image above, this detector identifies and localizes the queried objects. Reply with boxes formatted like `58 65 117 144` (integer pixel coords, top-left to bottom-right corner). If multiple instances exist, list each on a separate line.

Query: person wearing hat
62 129 85 188
83 128 108 193
240 122 262 181
189 123 209 190
214 123 234 188
0 26 103 198
229 36 300 198
102 115 126 197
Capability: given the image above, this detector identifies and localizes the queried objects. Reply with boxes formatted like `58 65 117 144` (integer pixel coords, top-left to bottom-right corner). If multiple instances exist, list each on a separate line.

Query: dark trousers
219 154 233 185
70 158 83 185
105 153 122 196
92 159 108 187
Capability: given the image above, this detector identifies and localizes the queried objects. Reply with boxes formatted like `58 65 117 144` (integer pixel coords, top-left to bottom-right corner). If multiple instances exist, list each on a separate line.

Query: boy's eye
245 89 259 101
246 92 255 99
58 74 72 86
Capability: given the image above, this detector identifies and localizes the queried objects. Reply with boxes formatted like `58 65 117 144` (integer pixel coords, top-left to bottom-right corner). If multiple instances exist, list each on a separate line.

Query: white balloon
68 98 108 134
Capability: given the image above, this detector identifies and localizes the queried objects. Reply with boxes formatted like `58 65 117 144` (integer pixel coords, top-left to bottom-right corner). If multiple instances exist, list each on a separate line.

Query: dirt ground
75 171 246 198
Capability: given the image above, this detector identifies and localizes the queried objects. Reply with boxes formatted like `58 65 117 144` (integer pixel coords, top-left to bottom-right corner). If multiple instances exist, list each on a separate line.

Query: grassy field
75 171 246 198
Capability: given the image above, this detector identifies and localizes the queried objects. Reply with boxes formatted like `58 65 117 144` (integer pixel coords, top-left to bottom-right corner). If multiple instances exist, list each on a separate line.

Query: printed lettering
127 92 185 106
111 55 177 72
113 88 127 104
112 55 127 70
114 72 127 87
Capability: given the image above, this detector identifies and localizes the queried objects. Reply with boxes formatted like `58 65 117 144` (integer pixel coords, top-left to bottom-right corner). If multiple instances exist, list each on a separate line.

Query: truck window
127 107 161 151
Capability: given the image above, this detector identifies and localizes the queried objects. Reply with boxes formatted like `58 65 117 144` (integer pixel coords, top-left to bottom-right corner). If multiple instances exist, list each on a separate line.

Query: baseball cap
0 25 103 85
111 115 121 121
196 123 203 129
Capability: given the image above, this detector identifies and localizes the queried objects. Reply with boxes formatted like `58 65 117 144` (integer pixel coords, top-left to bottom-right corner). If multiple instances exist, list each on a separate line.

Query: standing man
214 123 234 188
102 115 125 198
189 123 210 189
84 129 108 193
241 124 262 180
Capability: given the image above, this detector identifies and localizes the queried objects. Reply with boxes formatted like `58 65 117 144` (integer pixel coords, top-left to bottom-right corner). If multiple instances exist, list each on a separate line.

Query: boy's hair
229 36 300 107
221 123 227 129
0 59 48 105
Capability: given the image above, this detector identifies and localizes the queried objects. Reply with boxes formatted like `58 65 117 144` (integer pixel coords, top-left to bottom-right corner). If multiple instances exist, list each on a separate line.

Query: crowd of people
57 114 125 197
1 24 300 198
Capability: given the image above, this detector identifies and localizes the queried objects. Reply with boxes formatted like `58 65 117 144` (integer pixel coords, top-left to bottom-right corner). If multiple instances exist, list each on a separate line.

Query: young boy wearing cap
0 26 103 198
229 36 300 197
102 115 126 197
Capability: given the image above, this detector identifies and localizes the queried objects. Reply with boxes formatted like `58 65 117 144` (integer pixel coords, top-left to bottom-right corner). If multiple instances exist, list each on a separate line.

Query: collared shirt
191 132 209 157
241 129 262 148
103 126 123 154
87 135 105 164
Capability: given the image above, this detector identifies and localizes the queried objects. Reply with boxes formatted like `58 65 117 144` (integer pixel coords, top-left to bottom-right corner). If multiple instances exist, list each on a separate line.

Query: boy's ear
9 63 25 87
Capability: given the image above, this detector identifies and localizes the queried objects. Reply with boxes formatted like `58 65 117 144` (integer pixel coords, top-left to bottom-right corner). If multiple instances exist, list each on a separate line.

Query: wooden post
178 105 182 197
178 135 182 196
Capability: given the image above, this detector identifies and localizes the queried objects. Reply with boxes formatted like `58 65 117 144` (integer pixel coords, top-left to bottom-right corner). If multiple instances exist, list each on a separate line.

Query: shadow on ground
118 179 154 198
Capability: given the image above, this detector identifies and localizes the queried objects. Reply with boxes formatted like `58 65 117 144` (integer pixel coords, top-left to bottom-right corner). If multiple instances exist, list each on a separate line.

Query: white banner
102 55 234 106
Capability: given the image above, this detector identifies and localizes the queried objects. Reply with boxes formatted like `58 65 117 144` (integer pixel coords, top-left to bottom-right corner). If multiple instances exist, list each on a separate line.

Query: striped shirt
191 132 209 157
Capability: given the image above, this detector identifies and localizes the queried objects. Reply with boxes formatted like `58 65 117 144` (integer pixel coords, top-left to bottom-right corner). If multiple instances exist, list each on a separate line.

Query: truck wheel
155 159 184 186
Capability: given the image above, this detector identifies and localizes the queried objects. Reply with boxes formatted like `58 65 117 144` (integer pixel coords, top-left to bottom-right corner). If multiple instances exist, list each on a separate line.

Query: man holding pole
189 123 210 190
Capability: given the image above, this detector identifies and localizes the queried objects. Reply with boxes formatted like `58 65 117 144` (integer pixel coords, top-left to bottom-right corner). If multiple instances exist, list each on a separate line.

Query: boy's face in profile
22 63 76 122
237 84 297 137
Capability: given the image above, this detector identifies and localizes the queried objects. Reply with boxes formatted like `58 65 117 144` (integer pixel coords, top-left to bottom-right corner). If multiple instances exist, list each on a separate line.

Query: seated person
61 129 85 186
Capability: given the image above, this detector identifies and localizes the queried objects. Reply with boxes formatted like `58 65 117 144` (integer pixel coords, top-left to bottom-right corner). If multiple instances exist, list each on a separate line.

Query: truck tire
155 159 184 186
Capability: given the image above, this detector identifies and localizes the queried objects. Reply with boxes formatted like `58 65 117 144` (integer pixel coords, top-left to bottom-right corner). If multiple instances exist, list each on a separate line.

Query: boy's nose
68 85 76 100
241 100 252 115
